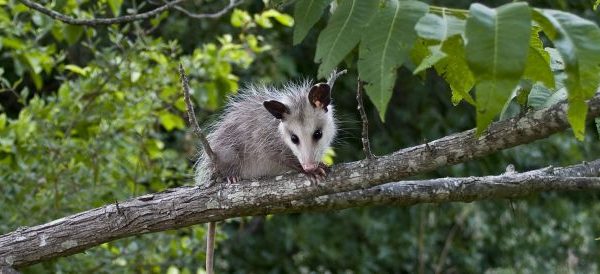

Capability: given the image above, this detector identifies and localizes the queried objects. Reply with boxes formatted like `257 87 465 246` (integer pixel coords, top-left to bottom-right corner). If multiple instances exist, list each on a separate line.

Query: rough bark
265 160 600 213
1 93 600 268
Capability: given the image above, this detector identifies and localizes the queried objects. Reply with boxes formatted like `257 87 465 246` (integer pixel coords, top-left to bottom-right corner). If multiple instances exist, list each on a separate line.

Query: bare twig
173 0 243 19
205 222 216 274
326 69 347 89
178 64 218 166
434 208 469 274
356 79 374 159
16 0 240 26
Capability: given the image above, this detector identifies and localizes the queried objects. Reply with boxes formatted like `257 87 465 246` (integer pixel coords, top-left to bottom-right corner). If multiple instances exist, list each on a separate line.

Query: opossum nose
302 163 318 172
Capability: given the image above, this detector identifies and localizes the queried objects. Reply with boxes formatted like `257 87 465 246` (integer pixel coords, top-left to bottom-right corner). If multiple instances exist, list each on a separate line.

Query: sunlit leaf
64 64 88 76
435 36 475 105
159 111 185 131
107 0 123 16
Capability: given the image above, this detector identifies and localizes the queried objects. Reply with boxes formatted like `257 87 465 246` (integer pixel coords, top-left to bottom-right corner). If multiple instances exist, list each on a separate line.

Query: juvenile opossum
195 78 339 184
195 72 342 274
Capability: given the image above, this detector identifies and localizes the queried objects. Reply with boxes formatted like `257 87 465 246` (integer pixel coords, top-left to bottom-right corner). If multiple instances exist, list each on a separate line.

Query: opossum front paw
303 163 330 183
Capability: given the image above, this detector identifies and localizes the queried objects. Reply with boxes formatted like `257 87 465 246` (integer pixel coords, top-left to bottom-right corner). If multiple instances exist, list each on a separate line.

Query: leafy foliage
2 0 600 273
533 9 600 140
295 0 600 137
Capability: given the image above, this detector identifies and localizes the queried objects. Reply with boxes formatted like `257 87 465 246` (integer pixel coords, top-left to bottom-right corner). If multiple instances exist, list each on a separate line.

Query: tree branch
1 93 600 268
355 78 374 159
16 0 239 26
267 160 600 214
178 64 218 167
172 0 242 19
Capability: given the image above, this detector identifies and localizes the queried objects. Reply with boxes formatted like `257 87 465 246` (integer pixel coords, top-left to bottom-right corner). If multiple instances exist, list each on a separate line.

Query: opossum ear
308 83 331 111
263 100 290 120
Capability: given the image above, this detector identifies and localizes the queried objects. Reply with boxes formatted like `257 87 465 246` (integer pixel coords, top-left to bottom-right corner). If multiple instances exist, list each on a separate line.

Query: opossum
195 71 343 274
195 74 342 185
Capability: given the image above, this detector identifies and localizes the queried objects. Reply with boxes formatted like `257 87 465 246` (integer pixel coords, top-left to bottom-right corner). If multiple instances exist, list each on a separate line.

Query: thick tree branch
17 0 239 26
1 93 600 268
265 160 600 214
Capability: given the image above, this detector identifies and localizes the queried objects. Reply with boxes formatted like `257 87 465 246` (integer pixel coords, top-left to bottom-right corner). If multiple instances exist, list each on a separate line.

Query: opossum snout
301 163 319 172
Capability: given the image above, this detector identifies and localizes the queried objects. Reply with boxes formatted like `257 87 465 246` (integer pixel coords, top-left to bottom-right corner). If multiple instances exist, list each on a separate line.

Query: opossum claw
226 176 239 184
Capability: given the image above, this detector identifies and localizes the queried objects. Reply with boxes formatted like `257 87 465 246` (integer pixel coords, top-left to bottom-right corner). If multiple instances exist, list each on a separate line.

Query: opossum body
194 80 337 185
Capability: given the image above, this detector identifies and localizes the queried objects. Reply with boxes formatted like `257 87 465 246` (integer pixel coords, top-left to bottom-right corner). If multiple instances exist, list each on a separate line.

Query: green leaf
64 24 84 45
158 111 185 131
64 64 88 76
0 37 25 50
413 44 446 74
358 0 428 121
0 113 6 131
535 9 600 140
434 36 475 106
293 0 331 45
595 0 599 11
466 2 531 134
528 85 566 110
315 0 378 78
107 0 123 16
523 27 554 89
415 13 465 41
231 9 252 28
262 9 294 27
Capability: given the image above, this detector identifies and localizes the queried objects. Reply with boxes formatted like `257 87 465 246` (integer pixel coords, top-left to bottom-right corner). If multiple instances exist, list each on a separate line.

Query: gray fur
195 80 337 185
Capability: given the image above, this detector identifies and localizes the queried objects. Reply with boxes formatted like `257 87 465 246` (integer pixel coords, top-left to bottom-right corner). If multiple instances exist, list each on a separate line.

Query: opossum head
263 83 336 172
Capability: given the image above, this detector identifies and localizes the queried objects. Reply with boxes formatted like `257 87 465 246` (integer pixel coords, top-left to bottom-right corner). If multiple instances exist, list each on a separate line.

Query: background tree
0 0 599 273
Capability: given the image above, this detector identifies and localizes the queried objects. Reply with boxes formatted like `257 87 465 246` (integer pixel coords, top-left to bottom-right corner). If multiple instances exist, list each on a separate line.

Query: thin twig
173 0 243 19
326 69 347 89
434 208 469 274
356 78 375 159
178 64 218 166
16 0 239 26
206 222 216 274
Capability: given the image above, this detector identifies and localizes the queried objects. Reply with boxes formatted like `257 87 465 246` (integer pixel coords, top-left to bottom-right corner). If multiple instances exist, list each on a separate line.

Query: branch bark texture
1 93 600 268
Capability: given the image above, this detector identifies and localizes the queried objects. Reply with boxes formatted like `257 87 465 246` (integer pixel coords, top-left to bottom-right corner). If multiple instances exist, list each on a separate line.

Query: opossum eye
290 134 299 145
313 129 322 140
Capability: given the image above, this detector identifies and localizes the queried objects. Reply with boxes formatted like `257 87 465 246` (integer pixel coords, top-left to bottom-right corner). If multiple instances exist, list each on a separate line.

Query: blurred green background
0 0 599 273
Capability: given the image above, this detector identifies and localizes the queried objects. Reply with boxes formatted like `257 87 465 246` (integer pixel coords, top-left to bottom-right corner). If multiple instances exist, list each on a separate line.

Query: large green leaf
465 2 531 134
414 13 464 41
293 0 331 45
534 9 600 140
315 0 378 78
358 0 428 121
